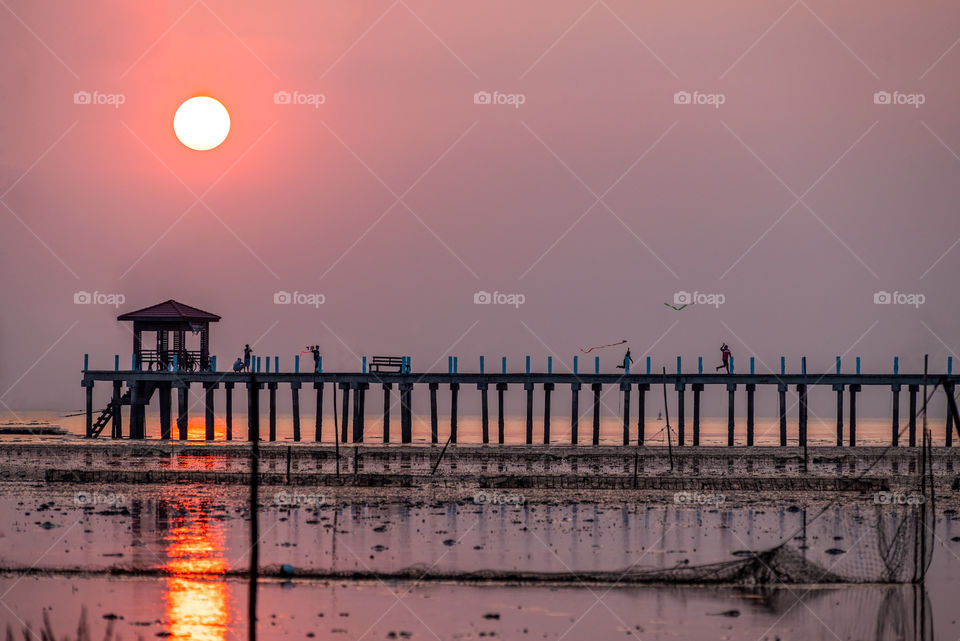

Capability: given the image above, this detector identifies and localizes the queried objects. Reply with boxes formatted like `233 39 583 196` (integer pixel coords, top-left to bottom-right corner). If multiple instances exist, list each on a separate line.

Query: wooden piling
449 383 459 443
848 384 860 446
204 383 216 441
591 383 602 446
637 384 648 445
314 382 323 442
130 383 146 439
726 384 736 446
798 384 808 449
570 383 580 445
947 383 954 447
691 384 703 446
524 383 534 445
400 383 413 443
84 382 93 438
891 384 900 446
225 382 234 441
778 383 787 446
111 381 123 438
290 382 300 442
746 384 756 447
268 382 277 442
159 383 172 440
177 384 188 440
620 383 630 445
497 383 507 444
429 383 439 444
544 383 554 444
908 384 918 446
339 383 350 443
246 381 260 442
832 384 844 446
382 383 391 444
354 383 367 443
478 383 489 444
675 383 685 446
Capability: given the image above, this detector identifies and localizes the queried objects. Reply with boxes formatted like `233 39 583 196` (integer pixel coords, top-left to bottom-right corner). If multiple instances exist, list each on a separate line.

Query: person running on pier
616 348 634 370
243 344 252 372
716 343 731 373
310 345 320 372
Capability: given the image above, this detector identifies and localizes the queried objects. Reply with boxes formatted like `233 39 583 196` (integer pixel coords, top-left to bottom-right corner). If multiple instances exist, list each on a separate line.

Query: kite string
580 340 627 354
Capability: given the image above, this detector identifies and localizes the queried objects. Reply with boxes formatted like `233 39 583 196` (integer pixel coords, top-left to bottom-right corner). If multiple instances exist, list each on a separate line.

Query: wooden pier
81 364 960 447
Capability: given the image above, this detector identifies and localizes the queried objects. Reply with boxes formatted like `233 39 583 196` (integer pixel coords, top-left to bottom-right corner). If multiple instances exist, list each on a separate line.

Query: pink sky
1 0 959 411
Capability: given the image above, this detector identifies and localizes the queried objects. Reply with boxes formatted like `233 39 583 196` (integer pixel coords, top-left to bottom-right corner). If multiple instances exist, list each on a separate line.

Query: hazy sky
2 0 959 411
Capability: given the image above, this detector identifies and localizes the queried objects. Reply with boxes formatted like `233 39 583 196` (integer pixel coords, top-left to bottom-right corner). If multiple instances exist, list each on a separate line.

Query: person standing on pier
310 345 320 372
617 348 634 370
243 344 252 372
716 343 731 373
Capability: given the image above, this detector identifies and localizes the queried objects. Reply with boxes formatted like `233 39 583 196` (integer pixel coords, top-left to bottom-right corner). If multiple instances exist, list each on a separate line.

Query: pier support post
429 383 439 444
268 382 278 442
83 381 93 438
620 383 630 445
571 383 581 445
675 383 685 446
947 383 955 447
544 383 554 445
798 384 808 449
832 384 844 446
591 383 602 446
339 383 350 444
225 382 235 441
111 381 123 438
726 384 737 446
290 382 300 442
746 384 756 447
204 382 217 441
691 384 703 446
130 383 147 439
159 383 172 440
400 383 413 443
524 383 534 445
176 383 188 440
497 383 508 444
382 383 392 443
246 381 261 441
450 383 459 443
848 384 860 446
478 383 489 444
778 384 787 446
637 384 648 445
314 382 323 442
354 383 368 443
908 384 918 447
891 384 901 446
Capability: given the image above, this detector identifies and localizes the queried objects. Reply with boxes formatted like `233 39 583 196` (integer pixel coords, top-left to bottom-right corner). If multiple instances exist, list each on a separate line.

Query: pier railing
81 357 960 447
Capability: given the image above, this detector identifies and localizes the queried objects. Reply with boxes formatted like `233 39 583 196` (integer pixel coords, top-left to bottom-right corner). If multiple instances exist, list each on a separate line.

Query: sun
173 96 230 151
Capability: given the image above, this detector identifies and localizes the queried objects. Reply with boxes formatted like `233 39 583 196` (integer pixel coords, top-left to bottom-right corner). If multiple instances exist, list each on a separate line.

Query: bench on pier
369 356 404 373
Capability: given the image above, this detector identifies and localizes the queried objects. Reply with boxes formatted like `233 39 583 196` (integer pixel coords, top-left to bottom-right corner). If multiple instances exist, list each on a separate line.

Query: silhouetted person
233 357 244 372
243 344 252 372
616 348 634 370
310 345 320 372
716 343 731 373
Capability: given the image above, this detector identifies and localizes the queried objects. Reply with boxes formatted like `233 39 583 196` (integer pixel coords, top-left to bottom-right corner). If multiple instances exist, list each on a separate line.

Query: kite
580 340 627 354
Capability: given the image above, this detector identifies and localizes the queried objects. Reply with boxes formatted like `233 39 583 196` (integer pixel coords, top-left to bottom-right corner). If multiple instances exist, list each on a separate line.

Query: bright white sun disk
174 96 230 151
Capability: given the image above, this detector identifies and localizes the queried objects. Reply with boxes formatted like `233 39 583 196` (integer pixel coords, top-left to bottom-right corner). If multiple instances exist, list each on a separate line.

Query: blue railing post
362 356 367 374
266 357 271 373
211 356 217 372
730 356 734 374
114 354 119 371
173 354 178 371
893 356 899 375
573 355 579 374
480 355 485 374
526 355 531 374
625 358 629 374
780 356 785 376
318 355 323 373
83 353 89 372
547 356 553 374
856 357 861 375
595 356 600 374
646 356 651 374
257 357 261 373
448 356 452 374
132 354 137 370
501 357 507 374
274 356 278 373
454 356 459 373
676 356 681 374
750 357 755 375
295 355 300 373
948 356 953 375
801 357 807 376
698 356 703 374
836 356 841 374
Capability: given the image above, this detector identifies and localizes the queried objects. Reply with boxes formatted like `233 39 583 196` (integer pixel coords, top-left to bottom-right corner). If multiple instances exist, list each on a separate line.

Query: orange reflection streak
162 495 230 641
